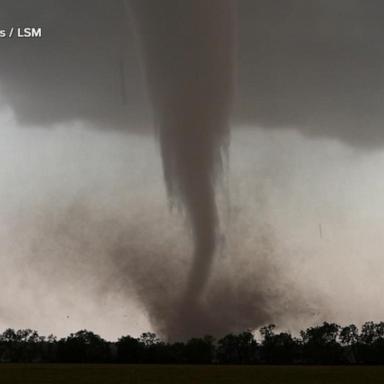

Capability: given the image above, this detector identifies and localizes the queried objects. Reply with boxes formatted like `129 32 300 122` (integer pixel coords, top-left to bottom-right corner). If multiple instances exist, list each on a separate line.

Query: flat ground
1 364 384 383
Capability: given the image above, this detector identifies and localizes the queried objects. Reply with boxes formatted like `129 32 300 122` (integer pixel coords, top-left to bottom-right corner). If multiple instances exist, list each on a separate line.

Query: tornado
129 0 236 334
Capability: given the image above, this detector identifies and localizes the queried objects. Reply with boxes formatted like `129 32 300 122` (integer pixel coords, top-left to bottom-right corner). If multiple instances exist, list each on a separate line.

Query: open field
1 365 384 384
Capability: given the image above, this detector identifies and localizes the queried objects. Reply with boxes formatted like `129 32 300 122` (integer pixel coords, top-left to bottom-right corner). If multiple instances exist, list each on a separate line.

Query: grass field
0 364 384 383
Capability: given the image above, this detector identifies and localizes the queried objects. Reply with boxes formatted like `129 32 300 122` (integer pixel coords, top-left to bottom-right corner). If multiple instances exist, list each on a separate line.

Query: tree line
2 322 384 364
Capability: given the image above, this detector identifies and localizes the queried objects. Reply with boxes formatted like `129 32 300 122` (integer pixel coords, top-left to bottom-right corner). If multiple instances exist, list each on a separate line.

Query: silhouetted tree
339 324 358 346
338 324 358 363
4 322 384 364
57 330 110 363
138 332 169 363
355 322 384 364
0 328 45 362
260 325 300 364
301 322 343 364
185 336 215 364
217 331 258 364
166 341 187 364
117 335 144 363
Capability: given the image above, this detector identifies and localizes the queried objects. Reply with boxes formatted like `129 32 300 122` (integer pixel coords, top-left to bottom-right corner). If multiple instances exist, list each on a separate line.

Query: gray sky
2 0 384 145
1 110 384 339
1 1 384 339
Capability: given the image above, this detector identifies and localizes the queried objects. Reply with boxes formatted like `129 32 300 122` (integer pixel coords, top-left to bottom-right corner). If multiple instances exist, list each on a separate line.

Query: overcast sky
1 1 384 339
0 109 384 339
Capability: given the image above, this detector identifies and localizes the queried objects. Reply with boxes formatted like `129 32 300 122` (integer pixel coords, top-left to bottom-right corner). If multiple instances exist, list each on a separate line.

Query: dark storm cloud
0 0 148 129
237 0 384 147
2 1 384 146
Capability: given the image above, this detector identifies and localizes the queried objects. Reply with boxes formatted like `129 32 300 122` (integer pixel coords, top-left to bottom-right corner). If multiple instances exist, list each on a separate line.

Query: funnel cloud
129 0 235 337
